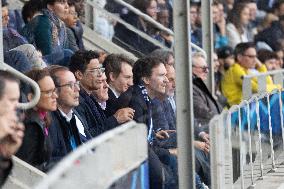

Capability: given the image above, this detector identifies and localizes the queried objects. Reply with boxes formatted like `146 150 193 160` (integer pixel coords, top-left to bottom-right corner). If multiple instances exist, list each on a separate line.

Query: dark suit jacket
193 76 222 135
115 85 149 126
49 109 92 163
75 89 118 137
105 89 117 117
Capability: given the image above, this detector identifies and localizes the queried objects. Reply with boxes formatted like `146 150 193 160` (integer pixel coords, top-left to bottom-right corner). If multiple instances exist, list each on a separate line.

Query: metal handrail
0 63 41 110
243 69 284 79
87 0 207 57
0 0 40 110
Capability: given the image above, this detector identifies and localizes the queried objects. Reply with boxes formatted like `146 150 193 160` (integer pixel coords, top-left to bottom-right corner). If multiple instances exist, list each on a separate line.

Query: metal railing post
238 106 245 189
256 97 264 179
267 94 276 171
243 77 253 100
174 1 195 188
201 0 214 93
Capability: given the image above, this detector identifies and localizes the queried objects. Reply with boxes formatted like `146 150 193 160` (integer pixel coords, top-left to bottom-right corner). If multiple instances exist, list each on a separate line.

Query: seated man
115 57 178 188
103 53 134 116
49 66 92 162
92 73 109 110
192 52 222 137
221 42 280 106
69 50 134 137
0 71 24 186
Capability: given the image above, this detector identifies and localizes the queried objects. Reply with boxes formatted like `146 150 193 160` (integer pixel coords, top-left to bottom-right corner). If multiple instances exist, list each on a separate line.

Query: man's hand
0 122 24 159
155 130 170 140
194 141 210 153
114 108 135 124
199 132 210 144
169 148 178 156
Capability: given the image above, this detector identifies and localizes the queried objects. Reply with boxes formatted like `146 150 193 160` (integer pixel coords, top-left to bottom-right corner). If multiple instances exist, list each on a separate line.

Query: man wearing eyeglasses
69 50 135 137
192 52 222 142
48 66 92 162
221 42 280 106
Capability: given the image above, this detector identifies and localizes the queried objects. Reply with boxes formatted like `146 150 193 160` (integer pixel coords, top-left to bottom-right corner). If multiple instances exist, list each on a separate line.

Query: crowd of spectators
1 0 284 189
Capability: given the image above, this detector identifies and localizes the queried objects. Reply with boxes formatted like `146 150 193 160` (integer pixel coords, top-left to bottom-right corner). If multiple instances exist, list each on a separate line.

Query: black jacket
49 109 92 163
193 76 222 135
16 110 52 172
75 89 118 137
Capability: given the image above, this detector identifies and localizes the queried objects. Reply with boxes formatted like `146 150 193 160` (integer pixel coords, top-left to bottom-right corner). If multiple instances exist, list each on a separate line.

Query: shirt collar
109 86 120 98
58 108 73 122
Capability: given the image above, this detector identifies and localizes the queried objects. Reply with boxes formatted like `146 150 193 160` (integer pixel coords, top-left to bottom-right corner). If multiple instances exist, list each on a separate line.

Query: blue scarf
138 84 155 144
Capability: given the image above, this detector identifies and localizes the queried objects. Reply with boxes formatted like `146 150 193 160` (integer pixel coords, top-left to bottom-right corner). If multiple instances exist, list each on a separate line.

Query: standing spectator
17 69 58 172
226 3 251 48
0 71 24 187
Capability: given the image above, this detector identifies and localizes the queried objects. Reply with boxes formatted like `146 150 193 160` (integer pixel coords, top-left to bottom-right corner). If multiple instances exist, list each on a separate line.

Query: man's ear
75 71 83 81
237 54 242 62
142 77 150 85
27 93 33 102
109 72 116 82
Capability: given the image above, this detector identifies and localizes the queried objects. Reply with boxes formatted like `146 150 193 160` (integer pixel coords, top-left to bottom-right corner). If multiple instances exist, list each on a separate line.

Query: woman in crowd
16 69 58 172
226 3 251 48
22 0 73 66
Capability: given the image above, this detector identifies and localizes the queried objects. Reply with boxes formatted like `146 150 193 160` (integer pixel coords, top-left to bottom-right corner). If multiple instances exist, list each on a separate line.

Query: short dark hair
133 57 163 85
234 42 256 60
69 50 100 75
0 71 19 100
44 0 67 7
103 54 134 82
48 65 69 86
22 0 43 24
257 49 278 63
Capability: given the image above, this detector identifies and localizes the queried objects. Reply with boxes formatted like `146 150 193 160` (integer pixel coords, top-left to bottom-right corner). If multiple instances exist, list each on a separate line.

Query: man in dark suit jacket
69 50 135 137
103 53 134 117
49 66 92 162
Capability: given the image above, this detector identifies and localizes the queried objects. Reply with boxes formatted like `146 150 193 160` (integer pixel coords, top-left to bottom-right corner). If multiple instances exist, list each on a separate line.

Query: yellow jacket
221 63 280 106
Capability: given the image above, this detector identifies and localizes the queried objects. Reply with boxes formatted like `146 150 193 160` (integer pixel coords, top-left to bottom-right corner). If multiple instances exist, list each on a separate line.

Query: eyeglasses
193 65 209 72
41 88 58 97
86 67 105 76
242 54 257 59
56 81 80 90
